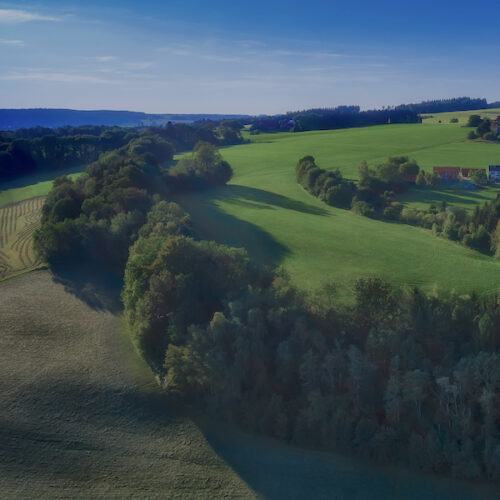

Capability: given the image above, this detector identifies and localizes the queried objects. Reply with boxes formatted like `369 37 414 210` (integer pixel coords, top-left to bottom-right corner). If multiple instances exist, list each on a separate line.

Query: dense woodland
246 97 497 133
296 156 500 257
0 121 243 184
33 135 233 270
395 97 489 114
0 127 137 181
248 107 420 133
123 201 500 481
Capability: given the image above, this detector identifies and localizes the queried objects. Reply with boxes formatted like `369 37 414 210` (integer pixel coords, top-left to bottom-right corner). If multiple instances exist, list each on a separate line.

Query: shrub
467 115 482 127
351 198 374 217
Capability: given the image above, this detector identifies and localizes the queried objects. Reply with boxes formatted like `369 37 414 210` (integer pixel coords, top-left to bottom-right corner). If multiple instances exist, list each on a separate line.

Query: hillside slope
1 271 500 498
176 123 500 296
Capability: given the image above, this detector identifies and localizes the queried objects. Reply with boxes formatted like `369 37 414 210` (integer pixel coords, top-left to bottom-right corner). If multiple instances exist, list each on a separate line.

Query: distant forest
245 97 497 133
0 108 250 130
1 96 497 132
0 121 244 183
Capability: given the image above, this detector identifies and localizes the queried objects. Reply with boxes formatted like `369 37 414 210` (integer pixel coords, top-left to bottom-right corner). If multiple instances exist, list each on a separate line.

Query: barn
461 168 486 178
433 166 461 180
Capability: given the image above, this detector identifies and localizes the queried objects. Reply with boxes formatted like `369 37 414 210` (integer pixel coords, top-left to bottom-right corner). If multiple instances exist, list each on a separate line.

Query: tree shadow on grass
173 187 296 268
50 263 124 313
222 184 329 216
399 186 499 208
199 420 500 500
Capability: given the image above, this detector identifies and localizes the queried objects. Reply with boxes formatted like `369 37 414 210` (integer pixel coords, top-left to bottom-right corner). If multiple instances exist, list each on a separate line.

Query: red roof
433 167 461 172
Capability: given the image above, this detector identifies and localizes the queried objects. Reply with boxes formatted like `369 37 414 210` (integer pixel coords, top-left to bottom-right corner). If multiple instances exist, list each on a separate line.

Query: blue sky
0 1 499 114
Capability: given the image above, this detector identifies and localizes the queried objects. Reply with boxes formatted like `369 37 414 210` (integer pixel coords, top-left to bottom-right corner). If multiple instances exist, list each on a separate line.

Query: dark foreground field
1 271 499 499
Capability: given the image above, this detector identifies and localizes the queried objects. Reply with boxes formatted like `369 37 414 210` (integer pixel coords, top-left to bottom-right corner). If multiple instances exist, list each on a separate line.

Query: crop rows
0 196 45 280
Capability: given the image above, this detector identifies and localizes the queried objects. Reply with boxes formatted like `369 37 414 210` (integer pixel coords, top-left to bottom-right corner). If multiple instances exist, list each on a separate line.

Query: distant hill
0 108 250 130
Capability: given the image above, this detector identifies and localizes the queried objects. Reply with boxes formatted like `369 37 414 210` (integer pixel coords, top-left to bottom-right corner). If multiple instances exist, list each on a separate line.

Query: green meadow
176 122 500 297
0 169 82 208
421 107 500 124
1 120 499 297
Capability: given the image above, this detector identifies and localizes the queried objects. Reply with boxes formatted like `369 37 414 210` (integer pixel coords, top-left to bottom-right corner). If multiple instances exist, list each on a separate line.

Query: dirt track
1 271 499 499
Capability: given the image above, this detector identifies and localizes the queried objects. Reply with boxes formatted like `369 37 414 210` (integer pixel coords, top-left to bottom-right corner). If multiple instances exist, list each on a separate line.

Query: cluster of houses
432 165 500 183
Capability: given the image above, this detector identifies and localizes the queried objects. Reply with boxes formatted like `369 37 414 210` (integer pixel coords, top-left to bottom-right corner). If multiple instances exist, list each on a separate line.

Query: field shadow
50 263 123 313
0 164 86 190
199 420 500 500
221 184 328 216
399 186 499 208
0 379 181 488
173 189 293 267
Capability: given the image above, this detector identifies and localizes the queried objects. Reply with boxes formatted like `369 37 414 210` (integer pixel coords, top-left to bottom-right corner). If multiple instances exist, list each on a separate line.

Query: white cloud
201 54 249 64
159 47 191 56
123 62 152 70
0 71 115 84
85 56 117 62
0 39 24 45
0 9 60 23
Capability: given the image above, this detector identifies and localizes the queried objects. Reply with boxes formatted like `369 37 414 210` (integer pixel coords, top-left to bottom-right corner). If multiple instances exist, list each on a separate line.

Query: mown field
2 270 499 499
0 197 45 280
0 168 85 280
176 122 500 296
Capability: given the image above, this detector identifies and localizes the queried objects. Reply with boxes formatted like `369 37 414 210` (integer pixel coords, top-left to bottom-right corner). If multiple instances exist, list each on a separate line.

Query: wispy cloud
123 62 153 70
0 70 115 84
86 56 117 62
0 39 24 45
200 54 249 64
0 9 60 23
158 43 192 56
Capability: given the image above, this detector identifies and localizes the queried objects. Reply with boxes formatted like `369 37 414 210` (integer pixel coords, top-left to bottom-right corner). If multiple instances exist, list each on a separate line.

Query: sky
0 0 499 114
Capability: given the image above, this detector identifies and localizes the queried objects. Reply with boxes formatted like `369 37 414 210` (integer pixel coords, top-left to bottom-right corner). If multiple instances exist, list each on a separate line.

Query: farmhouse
461 168 486 178
489 165 500 182
433 166 460 180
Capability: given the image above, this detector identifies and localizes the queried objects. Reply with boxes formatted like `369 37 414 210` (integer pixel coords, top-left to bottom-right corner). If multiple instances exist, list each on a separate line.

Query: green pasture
0 172 82 208
176 123 500 297
421 107 500 124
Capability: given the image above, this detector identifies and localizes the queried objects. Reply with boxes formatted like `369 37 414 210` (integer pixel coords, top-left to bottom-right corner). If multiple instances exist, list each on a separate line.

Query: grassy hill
176 122 500 297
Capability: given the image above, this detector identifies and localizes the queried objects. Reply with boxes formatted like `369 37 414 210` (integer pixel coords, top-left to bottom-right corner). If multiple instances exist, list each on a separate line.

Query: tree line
395 97 488 114
0 121 243 184
249 107 420 133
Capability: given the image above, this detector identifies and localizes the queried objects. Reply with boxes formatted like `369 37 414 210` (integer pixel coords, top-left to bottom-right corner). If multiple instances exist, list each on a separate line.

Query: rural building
404 173 417 183
433 166 461 180
461 168 486 178
489 165 500 182
491 116 500 135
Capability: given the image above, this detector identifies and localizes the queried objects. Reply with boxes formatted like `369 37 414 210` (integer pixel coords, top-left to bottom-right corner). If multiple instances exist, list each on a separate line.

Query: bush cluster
296 156 356 208
33 138 232 270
